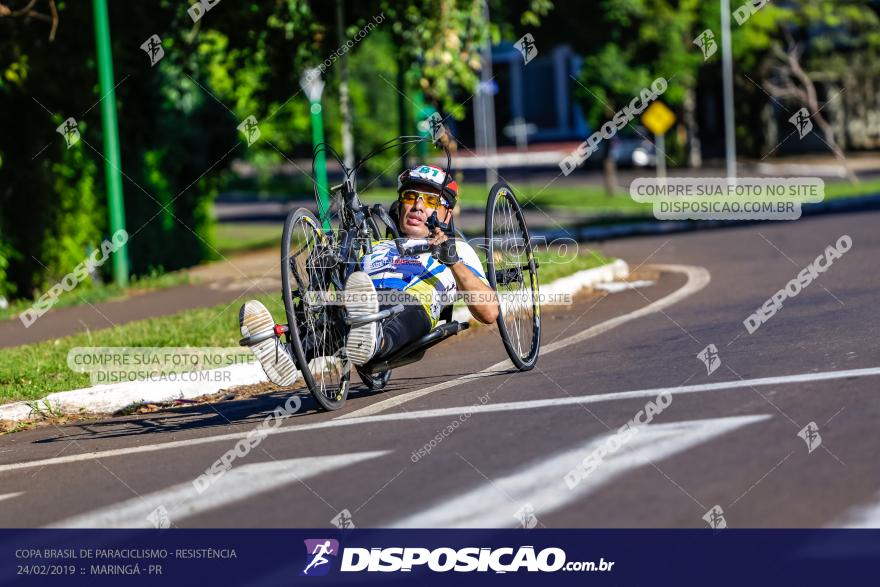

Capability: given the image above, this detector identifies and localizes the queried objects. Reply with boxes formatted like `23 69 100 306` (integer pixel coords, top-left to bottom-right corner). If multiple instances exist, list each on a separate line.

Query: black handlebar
402 242 433 255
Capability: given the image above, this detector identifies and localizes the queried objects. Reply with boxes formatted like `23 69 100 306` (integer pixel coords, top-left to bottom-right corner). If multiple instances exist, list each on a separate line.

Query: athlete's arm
429 228 498 324
449 261 498 324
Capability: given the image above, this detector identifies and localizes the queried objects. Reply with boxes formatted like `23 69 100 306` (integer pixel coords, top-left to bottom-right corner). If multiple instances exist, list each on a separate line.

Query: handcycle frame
242 135 541 410
323 159 472 375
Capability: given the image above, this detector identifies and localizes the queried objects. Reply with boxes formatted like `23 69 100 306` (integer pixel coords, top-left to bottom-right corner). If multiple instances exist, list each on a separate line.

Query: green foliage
554 0 880 160
0 1 545 301
42 143 104 290
574 0 704 118
376 0 550 114
346 29 403 178
0 225 14 299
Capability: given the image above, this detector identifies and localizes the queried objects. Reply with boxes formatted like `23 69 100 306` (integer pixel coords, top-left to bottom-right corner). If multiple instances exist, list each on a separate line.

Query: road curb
532 193 880 243
1 260 630 424
0 363 269 425
452 259 629 323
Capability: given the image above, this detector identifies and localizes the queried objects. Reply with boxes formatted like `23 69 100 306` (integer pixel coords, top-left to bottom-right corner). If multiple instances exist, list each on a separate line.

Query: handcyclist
239 163 498 387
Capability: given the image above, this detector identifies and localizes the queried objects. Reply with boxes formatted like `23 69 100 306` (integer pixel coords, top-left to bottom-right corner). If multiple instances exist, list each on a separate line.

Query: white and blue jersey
359 239 488 326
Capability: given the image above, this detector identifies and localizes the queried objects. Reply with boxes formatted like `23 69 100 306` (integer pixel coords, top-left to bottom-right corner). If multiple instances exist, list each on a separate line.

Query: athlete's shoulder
455 239 479 254
455 239 482 261
454 239 488 279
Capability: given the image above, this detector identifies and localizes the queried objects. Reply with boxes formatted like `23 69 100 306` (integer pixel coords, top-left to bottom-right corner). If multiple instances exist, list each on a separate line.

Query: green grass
0 269 192 323
357 184 645 215
359 177 880 216
824 178 880 200
211 178 880 258
532 248 615 283
0 291 285 404
0 248 614 405
215 223 282 256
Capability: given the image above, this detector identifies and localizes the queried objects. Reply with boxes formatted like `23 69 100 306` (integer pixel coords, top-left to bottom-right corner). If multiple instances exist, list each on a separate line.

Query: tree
522 0 705 194
573 0 705 194
763 31 859 183
758 0 880 184
0 0 547 300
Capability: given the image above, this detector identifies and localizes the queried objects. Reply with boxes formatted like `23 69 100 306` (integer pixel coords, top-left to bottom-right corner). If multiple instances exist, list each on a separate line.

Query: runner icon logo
514 503 539 529
702 505 727 530
56 117 80 149
301 539 340 576
426 112 446 142
693 29 717 60
515 33 538 65
696 344 721 375
237 115 261 147
797 422 822 453
789 108 813 139
140 34 164 66
146 505 170 529
331 509 356 530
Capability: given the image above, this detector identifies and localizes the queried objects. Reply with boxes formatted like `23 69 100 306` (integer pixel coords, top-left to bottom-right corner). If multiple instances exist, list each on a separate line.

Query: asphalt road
0 210 878 530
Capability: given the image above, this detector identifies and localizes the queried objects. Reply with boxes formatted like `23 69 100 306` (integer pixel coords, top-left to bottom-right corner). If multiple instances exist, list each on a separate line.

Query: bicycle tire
281 207 351 410
484 182 541 370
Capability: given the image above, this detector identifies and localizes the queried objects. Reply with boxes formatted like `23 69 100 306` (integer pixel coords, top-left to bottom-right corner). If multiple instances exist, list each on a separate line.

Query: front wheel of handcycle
281 208 351 411
485 182 541 370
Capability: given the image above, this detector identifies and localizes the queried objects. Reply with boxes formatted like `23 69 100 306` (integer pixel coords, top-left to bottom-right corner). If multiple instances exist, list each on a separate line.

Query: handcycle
240 135 541 411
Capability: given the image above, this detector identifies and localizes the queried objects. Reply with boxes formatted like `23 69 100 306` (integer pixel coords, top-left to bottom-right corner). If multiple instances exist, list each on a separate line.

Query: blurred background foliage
1 0 878 303
0 0 548 301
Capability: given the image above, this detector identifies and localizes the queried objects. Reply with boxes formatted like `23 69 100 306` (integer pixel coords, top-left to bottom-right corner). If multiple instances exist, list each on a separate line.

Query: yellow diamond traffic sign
641 101 676 136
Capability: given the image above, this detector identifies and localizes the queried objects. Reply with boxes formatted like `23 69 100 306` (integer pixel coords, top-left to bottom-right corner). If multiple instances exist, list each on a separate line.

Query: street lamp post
300 69 331 231
92 0 129 286
474 0 498 188
720 0 737 180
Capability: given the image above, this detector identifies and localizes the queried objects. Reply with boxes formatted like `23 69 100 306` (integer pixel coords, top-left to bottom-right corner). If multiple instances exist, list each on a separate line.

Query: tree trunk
602 144 618 197
812 111 860 185
683 89 702 168
782 39 859 185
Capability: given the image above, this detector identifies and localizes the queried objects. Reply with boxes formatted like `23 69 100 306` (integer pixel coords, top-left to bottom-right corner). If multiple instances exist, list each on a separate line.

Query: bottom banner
1 529 878 586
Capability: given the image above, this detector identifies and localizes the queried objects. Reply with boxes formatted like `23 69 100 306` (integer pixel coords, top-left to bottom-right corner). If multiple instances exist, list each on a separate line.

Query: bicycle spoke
285 211 349 407
490 188 538 365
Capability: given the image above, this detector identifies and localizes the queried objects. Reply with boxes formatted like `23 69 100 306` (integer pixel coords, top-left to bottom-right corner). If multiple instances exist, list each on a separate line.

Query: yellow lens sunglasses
398 190 449 210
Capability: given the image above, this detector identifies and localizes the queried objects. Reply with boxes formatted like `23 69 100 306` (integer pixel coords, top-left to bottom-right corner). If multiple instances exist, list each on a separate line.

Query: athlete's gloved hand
433 237 460 266
427 211 459 266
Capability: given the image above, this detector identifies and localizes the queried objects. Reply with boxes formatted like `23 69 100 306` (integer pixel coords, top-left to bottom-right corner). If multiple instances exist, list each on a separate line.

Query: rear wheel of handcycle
281 208 351 411
484 182 541 370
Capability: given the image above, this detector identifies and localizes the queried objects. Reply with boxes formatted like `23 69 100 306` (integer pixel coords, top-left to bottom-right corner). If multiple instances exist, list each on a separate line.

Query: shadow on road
27 370 471 445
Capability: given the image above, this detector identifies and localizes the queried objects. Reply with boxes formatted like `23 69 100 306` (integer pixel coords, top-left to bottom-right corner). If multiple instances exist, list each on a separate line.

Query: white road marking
48 451 387 528
593 279 656 293
0 492 22 502
827 492 880 528
337 263 711 419
1 365 879 474
391 415 770 528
